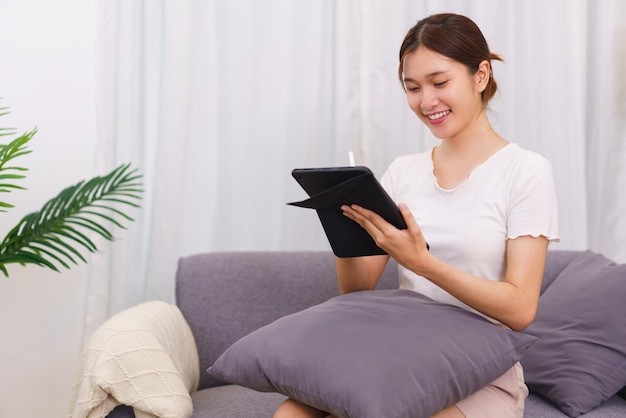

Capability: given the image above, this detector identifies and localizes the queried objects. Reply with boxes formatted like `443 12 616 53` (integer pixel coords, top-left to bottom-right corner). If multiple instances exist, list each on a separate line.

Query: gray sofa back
175 250 581 390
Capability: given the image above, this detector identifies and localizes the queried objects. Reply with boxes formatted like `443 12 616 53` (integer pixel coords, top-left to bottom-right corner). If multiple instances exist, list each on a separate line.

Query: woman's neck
431 112 508 190
436 112 506 161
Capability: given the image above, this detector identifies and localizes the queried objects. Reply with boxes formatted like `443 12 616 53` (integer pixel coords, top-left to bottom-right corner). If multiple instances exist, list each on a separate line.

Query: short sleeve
507 157 559 242
380 152 432 203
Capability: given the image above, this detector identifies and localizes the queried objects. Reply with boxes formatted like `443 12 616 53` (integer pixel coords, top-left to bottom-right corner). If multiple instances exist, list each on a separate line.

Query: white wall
0 0 96 416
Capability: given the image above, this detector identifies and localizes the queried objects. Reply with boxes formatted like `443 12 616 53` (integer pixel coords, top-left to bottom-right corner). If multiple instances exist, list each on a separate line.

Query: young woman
274 13 558 418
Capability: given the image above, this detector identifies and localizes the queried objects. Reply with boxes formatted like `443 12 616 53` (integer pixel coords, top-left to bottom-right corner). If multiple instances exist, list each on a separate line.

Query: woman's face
402 47 486 141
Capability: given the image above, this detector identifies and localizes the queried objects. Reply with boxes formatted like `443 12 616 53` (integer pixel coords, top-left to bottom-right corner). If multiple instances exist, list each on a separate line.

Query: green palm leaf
0 163 143 276
0 104 34 211
0 126 35 211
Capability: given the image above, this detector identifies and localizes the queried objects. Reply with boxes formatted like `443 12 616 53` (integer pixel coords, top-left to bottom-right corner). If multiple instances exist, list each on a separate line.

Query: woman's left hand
341 203 430 273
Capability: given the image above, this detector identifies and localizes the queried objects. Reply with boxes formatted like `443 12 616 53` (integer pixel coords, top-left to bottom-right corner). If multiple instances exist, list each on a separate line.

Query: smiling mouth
425 110 451 120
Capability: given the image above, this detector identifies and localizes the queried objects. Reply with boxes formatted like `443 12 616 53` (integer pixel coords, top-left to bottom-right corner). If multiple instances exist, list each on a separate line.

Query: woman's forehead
403 47 463 80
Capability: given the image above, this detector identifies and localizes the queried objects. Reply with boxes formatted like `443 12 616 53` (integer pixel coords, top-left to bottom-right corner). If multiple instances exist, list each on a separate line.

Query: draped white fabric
87 0 626 335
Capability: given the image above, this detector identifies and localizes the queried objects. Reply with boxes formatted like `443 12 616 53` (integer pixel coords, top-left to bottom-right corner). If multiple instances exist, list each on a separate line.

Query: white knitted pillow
67 301 199 418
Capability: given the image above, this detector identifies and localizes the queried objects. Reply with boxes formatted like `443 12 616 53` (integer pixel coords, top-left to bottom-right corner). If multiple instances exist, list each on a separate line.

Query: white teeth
426 110 450 120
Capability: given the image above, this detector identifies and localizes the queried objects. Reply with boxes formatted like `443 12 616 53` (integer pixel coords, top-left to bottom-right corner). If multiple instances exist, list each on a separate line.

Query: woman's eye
434 81 448 88
407 86 420 92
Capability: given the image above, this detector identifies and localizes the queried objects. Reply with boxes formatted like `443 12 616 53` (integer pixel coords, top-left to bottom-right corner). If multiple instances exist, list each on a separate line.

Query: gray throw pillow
208 289 537 418
521 250 626 417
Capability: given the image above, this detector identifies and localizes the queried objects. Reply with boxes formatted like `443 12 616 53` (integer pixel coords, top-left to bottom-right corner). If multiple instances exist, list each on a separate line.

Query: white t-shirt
380 143 559 319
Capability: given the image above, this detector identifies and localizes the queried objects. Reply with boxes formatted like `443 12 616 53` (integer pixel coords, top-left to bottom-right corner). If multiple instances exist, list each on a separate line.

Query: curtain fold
87 0 626 338
585 0 626 262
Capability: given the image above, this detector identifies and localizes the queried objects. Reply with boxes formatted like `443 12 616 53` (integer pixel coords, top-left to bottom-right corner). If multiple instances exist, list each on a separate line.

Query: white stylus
348 151 355 167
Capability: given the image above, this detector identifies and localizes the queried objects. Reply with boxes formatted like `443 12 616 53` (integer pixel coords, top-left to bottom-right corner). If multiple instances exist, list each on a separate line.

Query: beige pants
455 362 528 418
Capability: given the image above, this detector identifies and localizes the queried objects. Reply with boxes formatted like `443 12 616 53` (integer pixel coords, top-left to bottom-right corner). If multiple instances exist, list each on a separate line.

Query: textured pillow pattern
67 301 199 418
521 251 626 417
209 289 536 418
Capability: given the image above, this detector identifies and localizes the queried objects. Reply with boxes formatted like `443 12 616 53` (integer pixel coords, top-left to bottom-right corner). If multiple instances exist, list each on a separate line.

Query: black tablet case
288 167 407 257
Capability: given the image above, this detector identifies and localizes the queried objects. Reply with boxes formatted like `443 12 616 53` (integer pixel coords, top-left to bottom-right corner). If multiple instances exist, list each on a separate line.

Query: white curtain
85 0 626 336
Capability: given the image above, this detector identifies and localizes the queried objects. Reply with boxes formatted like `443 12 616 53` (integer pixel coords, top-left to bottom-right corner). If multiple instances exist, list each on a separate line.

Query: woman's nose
421 87 438 110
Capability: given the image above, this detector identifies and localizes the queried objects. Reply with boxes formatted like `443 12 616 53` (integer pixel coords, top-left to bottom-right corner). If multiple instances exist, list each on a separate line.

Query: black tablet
288 166 407 257
291 166 372 197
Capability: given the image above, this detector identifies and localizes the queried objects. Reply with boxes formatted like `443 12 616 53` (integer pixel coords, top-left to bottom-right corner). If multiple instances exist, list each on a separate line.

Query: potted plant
0 104 142 277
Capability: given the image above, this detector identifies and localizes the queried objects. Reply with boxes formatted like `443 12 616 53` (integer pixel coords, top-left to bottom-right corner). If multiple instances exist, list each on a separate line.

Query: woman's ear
475 60 491 93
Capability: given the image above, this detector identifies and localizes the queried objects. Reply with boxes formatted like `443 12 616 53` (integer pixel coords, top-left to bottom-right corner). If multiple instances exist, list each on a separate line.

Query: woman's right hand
340 203 431 276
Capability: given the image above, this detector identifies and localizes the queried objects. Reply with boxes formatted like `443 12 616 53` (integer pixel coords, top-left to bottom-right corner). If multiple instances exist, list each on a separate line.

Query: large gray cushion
176 251 398 390
208 289 537 418
521 250 626 417
540 250 581 294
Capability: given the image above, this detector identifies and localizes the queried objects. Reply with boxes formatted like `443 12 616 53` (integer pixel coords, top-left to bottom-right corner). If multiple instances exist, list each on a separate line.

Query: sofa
84 250 625 418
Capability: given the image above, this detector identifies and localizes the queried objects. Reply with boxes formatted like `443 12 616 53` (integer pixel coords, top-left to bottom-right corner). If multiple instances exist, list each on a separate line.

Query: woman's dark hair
398 13 503 106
